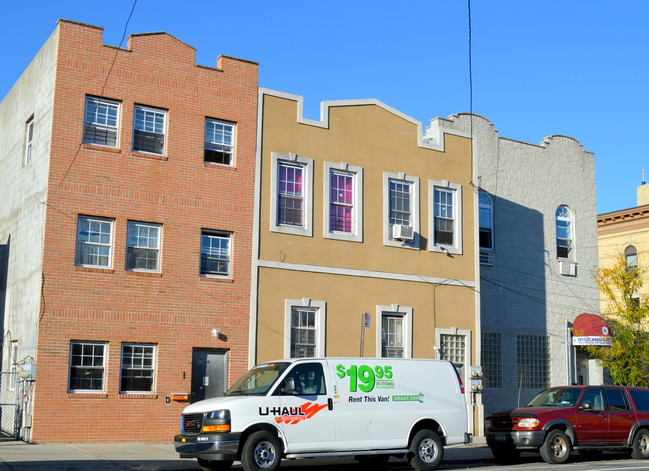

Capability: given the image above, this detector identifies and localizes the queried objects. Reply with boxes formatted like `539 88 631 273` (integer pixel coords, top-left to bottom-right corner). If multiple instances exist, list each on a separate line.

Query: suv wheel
540 429 572 464
631 428 649 459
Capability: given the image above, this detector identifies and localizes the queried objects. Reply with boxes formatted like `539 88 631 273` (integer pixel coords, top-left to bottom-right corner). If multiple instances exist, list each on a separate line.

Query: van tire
540 429 571 464
241 430 282 471
408 429 443 470
197 458 233 471
631 428 649 459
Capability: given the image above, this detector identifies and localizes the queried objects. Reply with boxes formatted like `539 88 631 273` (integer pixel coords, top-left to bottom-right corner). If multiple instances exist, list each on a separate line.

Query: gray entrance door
191 349 228 403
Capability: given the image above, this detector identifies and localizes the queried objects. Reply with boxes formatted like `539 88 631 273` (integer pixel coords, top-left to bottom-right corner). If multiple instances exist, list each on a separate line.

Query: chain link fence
0 372 19 438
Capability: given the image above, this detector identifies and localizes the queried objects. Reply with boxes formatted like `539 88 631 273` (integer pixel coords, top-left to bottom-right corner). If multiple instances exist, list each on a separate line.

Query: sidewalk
0 439 493 471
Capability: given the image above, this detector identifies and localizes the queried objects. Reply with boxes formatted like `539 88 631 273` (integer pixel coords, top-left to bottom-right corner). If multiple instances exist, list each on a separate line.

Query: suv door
574 387 609 443
605 387 636 443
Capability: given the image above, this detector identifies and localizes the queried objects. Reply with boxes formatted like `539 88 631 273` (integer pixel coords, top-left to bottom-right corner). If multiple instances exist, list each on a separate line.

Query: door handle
328 398 333 411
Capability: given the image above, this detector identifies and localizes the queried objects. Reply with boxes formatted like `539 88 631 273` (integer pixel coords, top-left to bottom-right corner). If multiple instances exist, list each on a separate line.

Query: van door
276 361 335 452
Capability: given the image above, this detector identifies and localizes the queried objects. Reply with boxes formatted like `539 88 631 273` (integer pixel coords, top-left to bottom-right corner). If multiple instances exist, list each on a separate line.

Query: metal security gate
0 372 20 439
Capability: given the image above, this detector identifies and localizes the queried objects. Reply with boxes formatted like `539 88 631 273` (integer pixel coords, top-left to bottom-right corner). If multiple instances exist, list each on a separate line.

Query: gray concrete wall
0 26 57 372
427 114 600 414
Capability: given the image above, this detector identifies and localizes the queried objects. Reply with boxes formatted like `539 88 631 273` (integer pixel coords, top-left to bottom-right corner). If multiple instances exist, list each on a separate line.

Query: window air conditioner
559 260 577 276
392 224 414 241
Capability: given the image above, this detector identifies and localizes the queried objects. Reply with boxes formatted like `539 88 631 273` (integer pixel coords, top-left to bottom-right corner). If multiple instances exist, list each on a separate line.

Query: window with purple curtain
329 170 353 233
278 162 304 226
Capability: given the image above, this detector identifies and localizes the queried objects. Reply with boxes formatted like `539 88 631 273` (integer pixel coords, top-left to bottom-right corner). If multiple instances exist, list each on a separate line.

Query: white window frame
68 341 107 393
75 216 114 268
383 172 420 249
204 118 235 166
376 305 412 358
126 221 161 272
200 230 232 277
323 162 363 242
83 96 120 148
435 327 471 386
429 180 463 255
119 343 156 394
24 115 34 165
284 299 326 358
133 104 167 155
270 152 314 237
556 205 574 260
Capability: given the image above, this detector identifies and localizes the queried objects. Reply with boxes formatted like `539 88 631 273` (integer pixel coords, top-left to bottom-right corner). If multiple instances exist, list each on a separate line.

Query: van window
282 363 326 396
225 362 290 396
629 389 649 411
606 388 630 411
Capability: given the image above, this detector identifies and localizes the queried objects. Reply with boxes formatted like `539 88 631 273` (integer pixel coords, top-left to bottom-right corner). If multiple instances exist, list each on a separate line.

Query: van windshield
225 362 290 396
527 388 580 407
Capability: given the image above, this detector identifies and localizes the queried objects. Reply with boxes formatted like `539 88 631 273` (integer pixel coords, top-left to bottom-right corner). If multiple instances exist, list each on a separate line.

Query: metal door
191 349 228 403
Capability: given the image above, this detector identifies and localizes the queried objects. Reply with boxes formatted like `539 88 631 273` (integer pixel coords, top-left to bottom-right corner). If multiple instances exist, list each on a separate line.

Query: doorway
191 349 229 403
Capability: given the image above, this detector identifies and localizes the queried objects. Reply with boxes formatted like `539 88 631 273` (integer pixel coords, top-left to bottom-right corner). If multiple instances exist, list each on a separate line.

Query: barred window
84 97 119 147
481 332 502 388
69 341 106 392
517 335 549 389
133 105 166 154
120 344 156 393
205 118 234 165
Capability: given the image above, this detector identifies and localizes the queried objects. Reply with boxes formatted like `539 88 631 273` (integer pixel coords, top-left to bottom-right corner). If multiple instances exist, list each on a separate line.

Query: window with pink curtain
278 162 304 226
329 170 353 233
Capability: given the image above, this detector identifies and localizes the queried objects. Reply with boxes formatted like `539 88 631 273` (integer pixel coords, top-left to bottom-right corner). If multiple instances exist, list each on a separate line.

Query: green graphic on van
335 363 395 392
392 393 424 403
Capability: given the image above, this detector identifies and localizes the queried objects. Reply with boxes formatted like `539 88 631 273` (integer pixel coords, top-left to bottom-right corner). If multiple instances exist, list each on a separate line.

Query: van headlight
205 409 230 420
517 418 540 428
202 409 231 433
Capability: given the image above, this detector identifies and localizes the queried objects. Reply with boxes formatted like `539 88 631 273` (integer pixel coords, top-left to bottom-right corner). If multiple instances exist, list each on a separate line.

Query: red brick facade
31 20 258 442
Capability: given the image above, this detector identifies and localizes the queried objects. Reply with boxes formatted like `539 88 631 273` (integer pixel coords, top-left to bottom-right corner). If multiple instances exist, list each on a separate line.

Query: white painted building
426 113 600 417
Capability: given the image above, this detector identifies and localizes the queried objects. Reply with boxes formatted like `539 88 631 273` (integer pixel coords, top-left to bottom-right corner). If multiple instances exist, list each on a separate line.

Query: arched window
556 205 573 260
625 245 638 271
479 191 494 250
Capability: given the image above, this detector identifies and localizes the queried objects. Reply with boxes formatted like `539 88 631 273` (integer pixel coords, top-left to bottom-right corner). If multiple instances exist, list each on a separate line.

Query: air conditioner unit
392 224 414 241
560 260 577 277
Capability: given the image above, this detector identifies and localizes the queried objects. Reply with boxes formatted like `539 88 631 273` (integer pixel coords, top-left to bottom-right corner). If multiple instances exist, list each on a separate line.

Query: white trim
283 299 326 358
376 304 412 358
270 152 314 237
383 172 420 249
323 161 363 242
257 259 476 287
429 180 463 255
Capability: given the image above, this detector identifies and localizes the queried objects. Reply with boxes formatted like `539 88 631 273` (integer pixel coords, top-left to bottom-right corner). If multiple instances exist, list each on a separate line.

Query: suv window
606 388 630 411
630 389 649 411
579 388 605 411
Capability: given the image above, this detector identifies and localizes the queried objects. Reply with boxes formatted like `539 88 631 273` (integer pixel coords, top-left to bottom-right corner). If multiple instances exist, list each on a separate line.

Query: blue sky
1 1 645 214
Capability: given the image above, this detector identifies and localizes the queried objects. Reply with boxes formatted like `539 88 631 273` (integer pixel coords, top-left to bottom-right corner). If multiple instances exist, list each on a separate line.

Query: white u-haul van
175 357 471 471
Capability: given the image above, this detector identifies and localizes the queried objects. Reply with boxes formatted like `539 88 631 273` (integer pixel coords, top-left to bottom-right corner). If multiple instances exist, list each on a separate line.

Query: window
69 341 106 392
126 221 161 272
556 205 573 259
284 299 326 358
75 216 114 268
282 363 326 395
377 305 412 358
606 388 630 411
133 105 166 154
200 230 231 276
430 180 463 254
83 96 119 147
120 344 155 393
271 153 314 236
479 191 494 250
383 172 420 248
440 334 466 371
625 245 638 271
24 115 34 164
481 332 502 388
205 118 235 165
517 335 549 389
324 162 363 242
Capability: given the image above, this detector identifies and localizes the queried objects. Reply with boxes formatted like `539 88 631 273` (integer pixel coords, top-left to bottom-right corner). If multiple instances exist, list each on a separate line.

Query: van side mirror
579 401 592 411
281 377 296 394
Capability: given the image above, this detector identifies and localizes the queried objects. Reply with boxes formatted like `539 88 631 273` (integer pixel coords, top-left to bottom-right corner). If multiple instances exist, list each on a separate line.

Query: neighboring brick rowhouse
31 20 258 442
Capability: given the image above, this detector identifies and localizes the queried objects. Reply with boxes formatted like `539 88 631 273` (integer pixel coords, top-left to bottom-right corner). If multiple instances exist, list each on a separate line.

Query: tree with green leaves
584 254 649 387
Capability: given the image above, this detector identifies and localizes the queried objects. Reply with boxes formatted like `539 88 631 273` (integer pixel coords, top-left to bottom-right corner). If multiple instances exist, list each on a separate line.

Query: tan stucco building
251 89 481 432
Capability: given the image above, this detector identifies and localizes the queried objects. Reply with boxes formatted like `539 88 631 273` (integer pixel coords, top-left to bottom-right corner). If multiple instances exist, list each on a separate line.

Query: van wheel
356 454 390 469
631 428 649 459
540 429 572 464
197 458 233 471
408 429 443 470
241 430 282 471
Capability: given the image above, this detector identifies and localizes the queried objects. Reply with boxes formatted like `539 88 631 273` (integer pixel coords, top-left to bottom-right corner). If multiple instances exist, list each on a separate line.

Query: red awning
572 313 610 337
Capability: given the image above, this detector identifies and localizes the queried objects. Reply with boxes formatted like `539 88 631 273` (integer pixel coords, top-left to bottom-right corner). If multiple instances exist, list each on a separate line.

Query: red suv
485 385 649 464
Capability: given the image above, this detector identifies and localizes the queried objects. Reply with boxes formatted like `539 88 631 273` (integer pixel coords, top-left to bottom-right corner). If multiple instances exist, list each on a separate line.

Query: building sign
571 313 613 346
572 335 613 346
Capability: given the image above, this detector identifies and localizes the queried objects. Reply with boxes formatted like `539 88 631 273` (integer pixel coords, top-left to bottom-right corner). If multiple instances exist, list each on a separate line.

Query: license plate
495 434 506 442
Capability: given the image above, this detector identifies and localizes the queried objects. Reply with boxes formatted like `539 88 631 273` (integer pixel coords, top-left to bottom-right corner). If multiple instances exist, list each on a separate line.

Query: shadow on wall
0 235 10 368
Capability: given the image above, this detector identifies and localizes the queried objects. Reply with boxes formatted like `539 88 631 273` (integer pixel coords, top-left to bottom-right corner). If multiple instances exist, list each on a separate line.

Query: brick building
0 20 258 441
